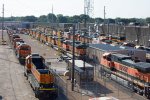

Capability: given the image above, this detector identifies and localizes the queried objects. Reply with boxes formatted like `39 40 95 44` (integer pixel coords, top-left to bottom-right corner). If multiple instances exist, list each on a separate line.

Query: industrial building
86 43 146 64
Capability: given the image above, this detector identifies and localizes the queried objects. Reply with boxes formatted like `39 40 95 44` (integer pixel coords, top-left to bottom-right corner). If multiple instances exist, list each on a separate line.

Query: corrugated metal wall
125 26 150 46
99 24 150 46
86 47 105 64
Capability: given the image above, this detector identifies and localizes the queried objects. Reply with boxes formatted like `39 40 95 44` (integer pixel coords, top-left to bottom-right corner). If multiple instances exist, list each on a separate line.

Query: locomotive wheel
35 88 39 98
146 95 150 99
133 87 137 92
24 71 26 77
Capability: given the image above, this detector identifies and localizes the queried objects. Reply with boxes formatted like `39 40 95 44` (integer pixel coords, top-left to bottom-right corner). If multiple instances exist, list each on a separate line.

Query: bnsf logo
119 64 128 72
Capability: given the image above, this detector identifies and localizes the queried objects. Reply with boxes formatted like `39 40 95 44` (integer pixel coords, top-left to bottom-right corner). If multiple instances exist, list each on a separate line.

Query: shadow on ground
38 93 68 100
76 80 113 97
0 96 2 100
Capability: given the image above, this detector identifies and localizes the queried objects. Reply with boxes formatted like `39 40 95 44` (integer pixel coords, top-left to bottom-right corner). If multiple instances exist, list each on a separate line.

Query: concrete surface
0 30 37 100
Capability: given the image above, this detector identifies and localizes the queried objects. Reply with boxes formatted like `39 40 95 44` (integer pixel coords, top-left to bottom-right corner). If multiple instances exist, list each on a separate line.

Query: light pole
71 25 75 91
104 6 106 34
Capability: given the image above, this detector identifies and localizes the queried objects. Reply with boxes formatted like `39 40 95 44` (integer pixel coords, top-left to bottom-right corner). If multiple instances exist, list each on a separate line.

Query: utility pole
72 25 75 91
84 0 87 29
104 6 106 24
2 4 4 42
52 4 54 29
104 6 106 34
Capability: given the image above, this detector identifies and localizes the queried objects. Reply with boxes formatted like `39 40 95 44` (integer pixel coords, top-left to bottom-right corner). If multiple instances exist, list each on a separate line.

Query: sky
0 0 150 18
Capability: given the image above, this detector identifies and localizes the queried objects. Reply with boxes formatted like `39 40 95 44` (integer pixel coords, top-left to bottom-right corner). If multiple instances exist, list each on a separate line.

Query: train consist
101 52 150 99
8 31 31 64
7 30 58 99
28 29 88 59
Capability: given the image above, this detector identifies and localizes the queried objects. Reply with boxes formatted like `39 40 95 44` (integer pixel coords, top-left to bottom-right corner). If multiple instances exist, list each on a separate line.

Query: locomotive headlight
40 84 43 88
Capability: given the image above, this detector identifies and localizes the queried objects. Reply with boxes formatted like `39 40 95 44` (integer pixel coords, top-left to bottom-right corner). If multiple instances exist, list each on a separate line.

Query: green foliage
38 15 47 22
146 17 150 23
119 18 130 25
1 13 149 25
136 18 146 25
57 14 68 23
47 13 57 23
72 15 81 23
95 18 103 24
128 18 137 23
21 16 37 22
108 18 115 23
80 14 90 23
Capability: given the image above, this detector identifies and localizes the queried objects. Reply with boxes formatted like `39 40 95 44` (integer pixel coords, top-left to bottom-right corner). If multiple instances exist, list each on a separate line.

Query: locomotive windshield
20 47 30 50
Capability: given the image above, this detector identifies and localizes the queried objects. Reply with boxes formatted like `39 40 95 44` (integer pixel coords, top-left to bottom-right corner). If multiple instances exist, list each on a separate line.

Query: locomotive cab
101 53 115 71
103 53 111 61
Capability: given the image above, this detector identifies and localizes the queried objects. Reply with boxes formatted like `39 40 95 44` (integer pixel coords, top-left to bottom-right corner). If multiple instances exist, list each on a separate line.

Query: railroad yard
0 0 150 99
0 28 149 100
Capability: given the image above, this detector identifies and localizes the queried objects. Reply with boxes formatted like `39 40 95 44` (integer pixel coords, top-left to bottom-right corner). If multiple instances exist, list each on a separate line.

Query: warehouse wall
99 24 125 36
86 47 105 64
125 26 150 46
116 49 146 62
99 24 150 47
87 46 146 65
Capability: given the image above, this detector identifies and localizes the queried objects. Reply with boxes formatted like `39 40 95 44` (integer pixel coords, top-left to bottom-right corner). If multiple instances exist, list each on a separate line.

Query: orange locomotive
101 53 150 99
24 54 58 98
16 43 31 64
13 38 24 48
7 32 30 64
11 34 20 43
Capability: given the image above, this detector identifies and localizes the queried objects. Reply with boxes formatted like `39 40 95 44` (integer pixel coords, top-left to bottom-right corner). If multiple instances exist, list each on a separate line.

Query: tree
38 15 47 22
115 18 130 25
136 18 146 25
108 18 115 23
64 16 72 23
72 15 81 23
57 14 68 23
47 13 57 23
146 17 150 23
80 14 90 23
21 16 37 22
128 18 137 23
13 17 22 21
89 18 95 23
119 18 130 25
95 18 103 24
